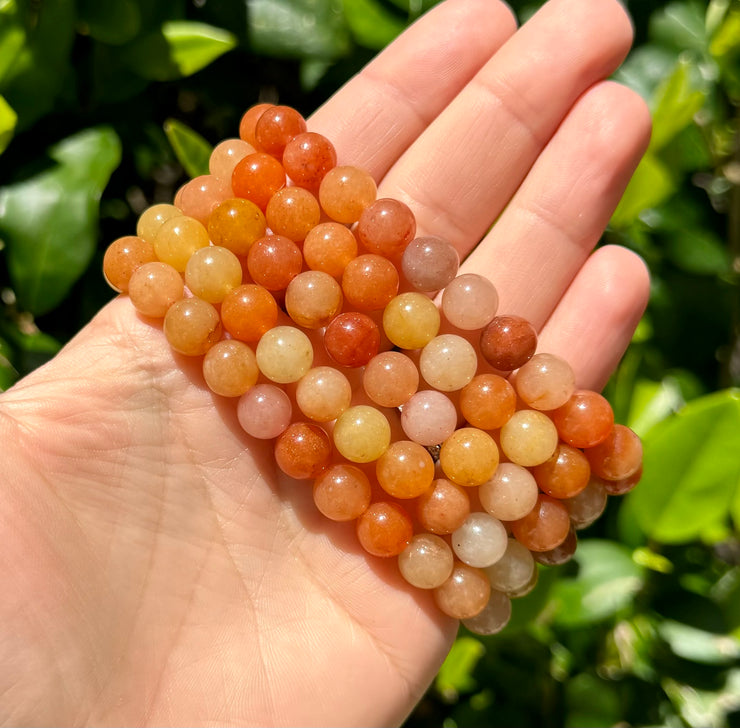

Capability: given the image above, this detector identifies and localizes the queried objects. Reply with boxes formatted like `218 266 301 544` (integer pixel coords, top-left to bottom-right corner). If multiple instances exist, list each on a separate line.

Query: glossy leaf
650 1 708 53
0 0 25 84
342 0 407 49
0 93 16 154
164 118 212 179
0 127 121 315
435 636 485 700
628 389 740 543
248 0 351 59
610 152 675 227
124 21 237 81
548 540 644 627
664 227 730 275
659 619 740 664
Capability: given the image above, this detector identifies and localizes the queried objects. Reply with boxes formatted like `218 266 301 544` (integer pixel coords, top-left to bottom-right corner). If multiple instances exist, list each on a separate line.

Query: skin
0 0 651 725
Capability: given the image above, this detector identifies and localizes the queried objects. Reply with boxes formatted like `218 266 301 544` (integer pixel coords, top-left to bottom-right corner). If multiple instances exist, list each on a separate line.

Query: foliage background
1 0 739 725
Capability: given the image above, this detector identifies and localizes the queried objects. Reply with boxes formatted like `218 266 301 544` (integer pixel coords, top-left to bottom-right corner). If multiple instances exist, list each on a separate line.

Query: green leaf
659 619 740 665
610 153 675 227
612 45 678 102
0 127 122 315
664 227 730 275
628 389 740 543
342 0 407 49
163 119 212 179
124 21 237 81
650 1 708 53
0 93 16 153
628 376 687 437
248 0 351 59
77 0 141 45
650 57 706 152
435 636 485 700
0 0 25 84
548 540 644 627
0 0 76 130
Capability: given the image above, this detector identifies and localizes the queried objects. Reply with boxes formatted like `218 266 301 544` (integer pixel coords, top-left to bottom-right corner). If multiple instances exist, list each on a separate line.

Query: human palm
0 0 651 725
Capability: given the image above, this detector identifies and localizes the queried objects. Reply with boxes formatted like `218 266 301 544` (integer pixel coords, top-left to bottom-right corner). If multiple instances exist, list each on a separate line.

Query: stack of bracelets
102 103 643 636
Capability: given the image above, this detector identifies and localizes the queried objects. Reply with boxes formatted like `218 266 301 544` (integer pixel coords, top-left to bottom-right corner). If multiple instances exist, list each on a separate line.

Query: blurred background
1 0 739 725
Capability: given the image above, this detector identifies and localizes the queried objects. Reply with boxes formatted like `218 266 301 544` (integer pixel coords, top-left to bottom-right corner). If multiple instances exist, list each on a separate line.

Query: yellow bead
382 293 440 350
439 427 499 486
333 405 391 463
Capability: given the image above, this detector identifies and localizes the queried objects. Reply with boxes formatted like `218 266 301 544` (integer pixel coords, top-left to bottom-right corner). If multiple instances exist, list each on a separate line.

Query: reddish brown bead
274 422 332 480
254 105 307 158
356 501 414 558
416 479 471 535
585 425 643 481
232 153 286 210
341 254 399 310
356 198 416 258
282 131 337 189
239 103 273 147
324 312 380 367
479 315 538 371
550 390 615 448
247 234 303 291
533 526 578 566
531 443 591 499
510 494 571 552
601 466 643 495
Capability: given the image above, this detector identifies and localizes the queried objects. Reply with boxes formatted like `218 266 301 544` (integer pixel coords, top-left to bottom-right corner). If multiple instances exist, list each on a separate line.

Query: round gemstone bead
441 274 499 330
398 534 454 589
254 104 307 158
136 203 182 243
103 235 157 292
163 297 222 356
202 339 259 397
255 325 314 383
400 390 458 446
333 405 391 463
479 462 539 521
153 215 210 272
433 562 491 620
127 261 184 318
356 501 413 558
534 526 578 566
376 440 435 499
363 351 419 408
238 103 273 147
302 222 358 278
285 271 343 329
207 198 267 256
232 152 286 210
531 442 591 499
419 334 477 392
484 538 536 595
510 494 571 552
220 284 278 343
564 476 608 529
237 383 292 439
416 479 471 535
585 424 643 481
601 467 643 496
515 353 576 411
319 165 377 224
274 422 332 480
282 131 337 190
247 234 303 292
479 315 538 371
177 174 231 226
341 254 399 311
265 186 321 242
313 464 372 521
295 366 352 422
356 198 416 258
499 409 559 467
451 512 508 568
550 390 615 448
462 589 512 635
383 293 441 350
459 374 516 430
401 236 459 292
324 312 380 368
439 428 499 487
184 245 243 303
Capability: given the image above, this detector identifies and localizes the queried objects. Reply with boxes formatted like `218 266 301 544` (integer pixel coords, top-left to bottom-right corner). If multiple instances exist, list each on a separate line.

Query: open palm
0 0 651 725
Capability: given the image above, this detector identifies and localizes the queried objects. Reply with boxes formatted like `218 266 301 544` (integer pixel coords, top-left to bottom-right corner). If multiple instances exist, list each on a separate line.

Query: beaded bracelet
102 104 643 635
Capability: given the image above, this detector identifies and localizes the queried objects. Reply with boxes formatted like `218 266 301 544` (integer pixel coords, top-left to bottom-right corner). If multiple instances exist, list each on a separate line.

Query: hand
0 0 650 724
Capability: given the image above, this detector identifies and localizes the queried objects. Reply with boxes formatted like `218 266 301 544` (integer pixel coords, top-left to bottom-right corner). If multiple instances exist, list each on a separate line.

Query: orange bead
239 103 273 147
585 424 643 481
356 501 413 558
313 464 372 521
303 222 358 278
459 374 516 430
220 284 278 342
341 254 399 311
510 494 571 552
232 152 286 210
283 131 337 189
274 422 332 480
103 235 156 292
247 234 303 292
530 443 591 499
265 186 321 242
163 297 222 356
254 105 307 158
208 198 267 256
376 440 435 499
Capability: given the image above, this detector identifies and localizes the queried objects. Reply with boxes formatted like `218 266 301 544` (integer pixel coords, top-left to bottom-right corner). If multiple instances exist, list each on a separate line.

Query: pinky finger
535 245 650 391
